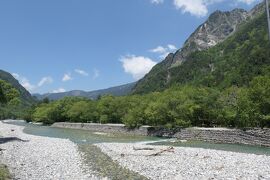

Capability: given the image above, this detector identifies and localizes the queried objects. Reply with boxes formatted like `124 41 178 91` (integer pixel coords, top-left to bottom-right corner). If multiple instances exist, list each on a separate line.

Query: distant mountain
0 70 35 105
132 2 266 94
34 82 136 100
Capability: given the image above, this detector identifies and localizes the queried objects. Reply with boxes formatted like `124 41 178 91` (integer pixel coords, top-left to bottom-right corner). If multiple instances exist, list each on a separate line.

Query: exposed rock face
159 2 265 68
171 9 249 66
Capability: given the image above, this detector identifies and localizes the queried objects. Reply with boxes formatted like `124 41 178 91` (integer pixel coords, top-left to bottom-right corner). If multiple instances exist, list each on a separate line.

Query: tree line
0 80 21 119
21 75 270 129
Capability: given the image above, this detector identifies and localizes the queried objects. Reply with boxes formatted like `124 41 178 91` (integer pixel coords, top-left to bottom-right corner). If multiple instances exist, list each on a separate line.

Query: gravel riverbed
96 143 270 180
0 121 98 180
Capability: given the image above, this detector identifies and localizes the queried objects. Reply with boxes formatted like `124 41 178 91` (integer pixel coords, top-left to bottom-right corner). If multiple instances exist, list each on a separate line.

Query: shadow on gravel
79 144 148 180
0 137 29 144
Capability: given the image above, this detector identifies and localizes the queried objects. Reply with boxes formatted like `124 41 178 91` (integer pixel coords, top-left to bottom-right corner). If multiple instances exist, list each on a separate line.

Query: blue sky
0 0 261 94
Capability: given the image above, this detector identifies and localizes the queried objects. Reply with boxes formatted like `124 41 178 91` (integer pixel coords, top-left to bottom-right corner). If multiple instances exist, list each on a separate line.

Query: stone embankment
51 122 150 136
148 127 270 147
52 122 270 147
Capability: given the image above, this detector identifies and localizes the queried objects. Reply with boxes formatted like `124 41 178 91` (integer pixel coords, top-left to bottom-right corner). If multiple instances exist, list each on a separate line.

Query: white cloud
120 55 157 80
151 0 164 4
52 88 66 93
21 77 35 91
173 0 209 17
75 69 89 76
150 46 167 54
150 44 178 59
93 68 100 79
12 73 35 92
12 73 54 93
38 77 53 87
236 0 258 4
172 0 259 17
168 44 177 51
12 73 20 79
62 73 72 82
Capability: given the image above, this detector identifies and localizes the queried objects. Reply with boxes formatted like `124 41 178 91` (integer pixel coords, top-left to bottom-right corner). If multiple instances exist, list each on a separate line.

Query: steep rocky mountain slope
0 70 35 105
133 2 266 94
34 82 135 100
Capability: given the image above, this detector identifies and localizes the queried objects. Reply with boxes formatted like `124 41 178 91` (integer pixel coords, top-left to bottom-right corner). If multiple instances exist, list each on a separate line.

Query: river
4 120 270 179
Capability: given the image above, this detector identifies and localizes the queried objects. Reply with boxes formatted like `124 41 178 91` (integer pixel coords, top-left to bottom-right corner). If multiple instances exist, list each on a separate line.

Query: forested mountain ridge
0 70 35 105
34 82 135 101
133 2 266 94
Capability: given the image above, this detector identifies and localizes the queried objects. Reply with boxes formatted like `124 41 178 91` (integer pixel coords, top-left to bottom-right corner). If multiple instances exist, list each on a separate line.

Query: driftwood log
148 147 174 156
133 147 155 151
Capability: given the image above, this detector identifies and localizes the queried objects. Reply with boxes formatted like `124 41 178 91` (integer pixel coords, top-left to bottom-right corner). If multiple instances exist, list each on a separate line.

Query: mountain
34 82 136 101
133 2 266 94
0 70 35 105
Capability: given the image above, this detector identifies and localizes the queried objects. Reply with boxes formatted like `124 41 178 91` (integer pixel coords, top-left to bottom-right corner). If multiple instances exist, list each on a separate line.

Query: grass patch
0 164 11 180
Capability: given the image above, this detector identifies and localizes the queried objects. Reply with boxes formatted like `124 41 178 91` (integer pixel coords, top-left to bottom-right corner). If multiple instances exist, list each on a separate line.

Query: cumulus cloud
75 69 89 76
150 44 178 59
236 0 258 4
173 0 209 17
52 88 66 93
150 46 167 54
120 55 157 80
151 0 164 4
167 44 177 51
12 73 35 92
21 78 36 91
38 77 53 87
12 73 20 79
62 73 72 82
93 68 100 79
12 73 56 93
170 0 260 17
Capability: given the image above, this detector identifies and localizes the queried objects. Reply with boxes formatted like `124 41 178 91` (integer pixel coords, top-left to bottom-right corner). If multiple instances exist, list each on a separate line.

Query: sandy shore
96 143 270 180
0 121 98 180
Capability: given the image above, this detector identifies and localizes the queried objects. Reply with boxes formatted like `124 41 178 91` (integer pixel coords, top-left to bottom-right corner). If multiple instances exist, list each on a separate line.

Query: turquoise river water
4 121 270 179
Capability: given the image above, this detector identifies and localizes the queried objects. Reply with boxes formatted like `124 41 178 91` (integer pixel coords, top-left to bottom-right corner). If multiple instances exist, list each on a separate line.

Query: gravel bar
0 121 98 180
96 143 270 180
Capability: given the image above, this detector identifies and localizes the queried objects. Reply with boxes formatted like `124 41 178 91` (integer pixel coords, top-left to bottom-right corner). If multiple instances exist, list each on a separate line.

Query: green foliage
0 80 20 106
67 100 96 123
0 79 23 120
28 77 270 128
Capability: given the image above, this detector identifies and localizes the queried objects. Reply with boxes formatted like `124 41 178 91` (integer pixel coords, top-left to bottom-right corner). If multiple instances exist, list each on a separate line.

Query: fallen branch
133 147 155 151
148 147 174 156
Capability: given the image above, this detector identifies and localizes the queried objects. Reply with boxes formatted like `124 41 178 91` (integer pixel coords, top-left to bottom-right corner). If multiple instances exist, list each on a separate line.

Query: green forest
0 80 21 119
20 75 269 128
0 12 269 129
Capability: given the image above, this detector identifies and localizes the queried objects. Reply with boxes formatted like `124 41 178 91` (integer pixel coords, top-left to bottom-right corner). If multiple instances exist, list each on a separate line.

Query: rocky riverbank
52 122 270 147
96 143 270 180
0 121 97 180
